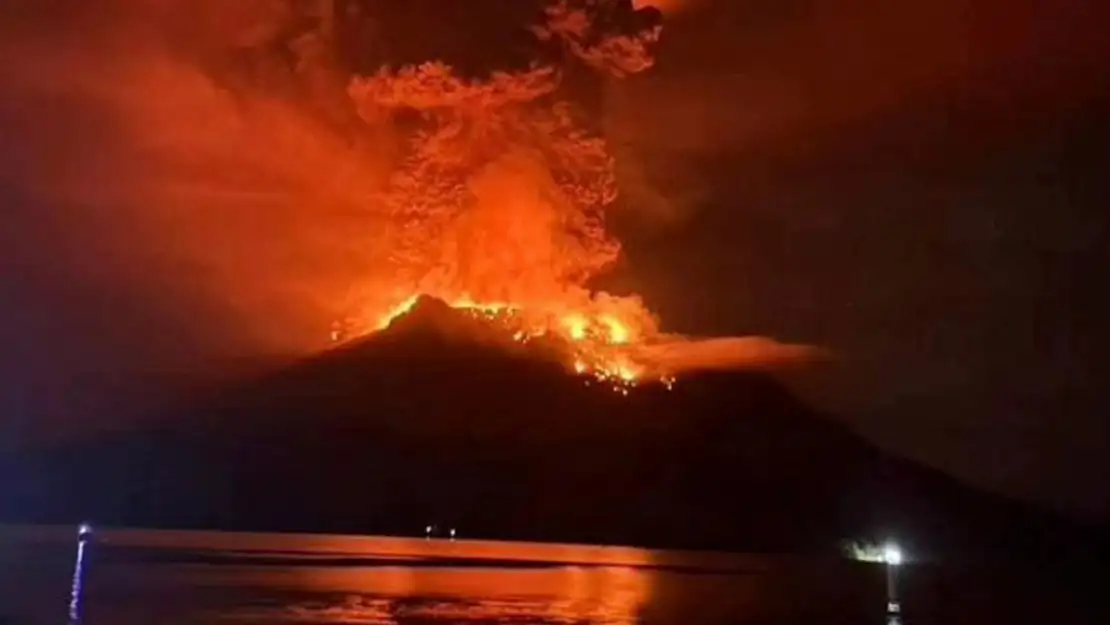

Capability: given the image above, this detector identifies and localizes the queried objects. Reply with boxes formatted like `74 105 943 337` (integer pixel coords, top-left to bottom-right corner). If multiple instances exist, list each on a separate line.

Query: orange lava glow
634 0 697 13
366 293 661 390
322 3 817 387
328 2 673 389
1 0 818 401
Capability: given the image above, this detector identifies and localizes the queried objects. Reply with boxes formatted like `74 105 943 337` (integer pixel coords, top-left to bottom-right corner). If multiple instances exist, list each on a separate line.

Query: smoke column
0 0 819 435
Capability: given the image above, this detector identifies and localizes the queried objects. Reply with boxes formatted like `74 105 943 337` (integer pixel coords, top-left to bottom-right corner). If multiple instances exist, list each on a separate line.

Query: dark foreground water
0 526 1096 625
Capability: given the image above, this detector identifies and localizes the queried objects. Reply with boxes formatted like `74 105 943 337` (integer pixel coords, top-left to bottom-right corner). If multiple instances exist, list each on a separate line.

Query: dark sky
2 0 1108 519
606 0 1110 519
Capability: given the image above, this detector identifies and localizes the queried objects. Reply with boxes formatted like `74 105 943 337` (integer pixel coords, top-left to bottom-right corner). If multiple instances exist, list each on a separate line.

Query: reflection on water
0 526 898 625
229 566 649 624
87 528 662 568
14 525 1089 625
2 527 685 625
67 525 91 625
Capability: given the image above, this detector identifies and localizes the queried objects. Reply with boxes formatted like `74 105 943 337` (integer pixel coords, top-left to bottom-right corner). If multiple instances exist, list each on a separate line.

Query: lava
364 294 657 390
322 1 816 388
325 1 672 388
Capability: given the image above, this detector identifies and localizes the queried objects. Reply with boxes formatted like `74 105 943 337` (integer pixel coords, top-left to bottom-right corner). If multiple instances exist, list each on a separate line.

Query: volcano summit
4 297 1101 562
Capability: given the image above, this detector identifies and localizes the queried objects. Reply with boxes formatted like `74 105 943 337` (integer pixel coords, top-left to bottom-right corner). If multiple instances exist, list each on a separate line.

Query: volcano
3 297 1102 559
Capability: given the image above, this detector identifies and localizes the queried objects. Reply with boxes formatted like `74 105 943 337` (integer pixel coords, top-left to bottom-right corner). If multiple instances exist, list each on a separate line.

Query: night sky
2 1 1108 519
607 0 1109 519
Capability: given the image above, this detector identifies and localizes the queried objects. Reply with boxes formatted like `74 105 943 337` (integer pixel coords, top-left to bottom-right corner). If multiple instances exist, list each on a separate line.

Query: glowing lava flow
359 294 667 392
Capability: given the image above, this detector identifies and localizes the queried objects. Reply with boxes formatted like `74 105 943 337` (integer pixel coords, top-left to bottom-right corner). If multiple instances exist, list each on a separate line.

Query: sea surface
0 526 1095 625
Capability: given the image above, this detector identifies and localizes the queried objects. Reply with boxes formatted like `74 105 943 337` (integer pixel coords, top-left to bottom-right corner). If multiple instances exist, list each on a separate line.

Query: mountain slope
3 298 1103 560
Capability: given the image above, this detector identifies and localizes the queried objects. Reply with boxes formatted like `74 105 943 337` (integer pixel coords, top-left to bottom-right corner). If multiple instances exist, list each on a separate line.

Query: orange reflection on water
99 529 655 568
98 528 655 624
261 566 650 625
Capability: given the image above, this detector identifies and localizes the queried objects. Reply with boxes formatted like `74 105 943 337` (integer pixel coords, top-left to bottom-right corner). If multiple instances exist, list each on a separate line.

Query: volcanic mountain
3 297 1103 560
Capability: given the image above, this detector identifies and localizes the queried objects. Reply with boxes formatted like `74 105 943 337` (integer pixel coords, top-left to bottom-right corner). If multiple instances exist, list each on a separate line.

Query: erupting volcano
361 293 668 393
317 1 814 386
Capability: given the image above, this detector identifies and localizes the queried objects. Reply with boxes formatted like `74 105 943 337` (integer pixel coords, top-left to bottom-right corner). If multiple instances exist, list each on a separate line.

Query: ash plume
1 0 820 432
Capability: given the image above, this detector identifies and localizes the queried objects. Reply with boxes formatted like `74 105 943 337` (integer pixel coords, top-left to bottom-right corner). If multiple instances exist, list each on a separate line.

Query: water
0 526 1094 624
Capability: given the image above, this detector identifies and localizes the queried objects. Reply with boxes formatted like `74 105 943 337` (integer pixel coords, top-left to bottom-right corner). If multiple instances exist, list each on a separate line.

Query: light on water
883 543 903 566
68 523 92 625
840 539 906 616
883 542 903 616
0 526 1089 624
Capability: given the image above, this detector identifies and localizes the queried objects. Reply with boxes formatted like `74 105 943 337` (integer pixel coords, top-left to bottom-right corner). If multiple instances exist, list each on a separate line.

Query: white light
883 544 902 566
70 532 89 622
449 528 456 539
78 523 93 536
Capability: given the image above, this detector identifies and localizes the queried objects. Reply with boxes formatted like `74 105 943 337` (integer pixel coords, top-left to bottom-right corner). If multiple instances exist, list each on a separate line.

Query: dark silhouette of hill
3 297 1104 563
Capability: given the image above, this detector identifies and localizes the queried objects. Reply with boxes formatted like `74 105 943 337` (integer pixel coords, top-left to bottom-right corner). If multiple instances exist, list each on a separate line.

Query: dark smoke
1 1 390 436
0 1 674 437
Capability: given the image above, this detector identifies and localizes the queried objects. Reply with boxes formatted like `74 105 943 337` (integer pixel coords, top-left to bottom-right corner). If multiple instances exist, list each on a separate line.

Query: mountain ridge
2 297 1104 563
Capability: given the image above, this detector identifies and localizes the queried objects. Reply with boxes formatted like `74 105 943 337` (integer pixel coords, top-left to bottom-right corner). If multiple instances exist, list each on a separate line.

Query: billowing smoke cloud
2 1 397 354
1 0 398 433
0 0 818 437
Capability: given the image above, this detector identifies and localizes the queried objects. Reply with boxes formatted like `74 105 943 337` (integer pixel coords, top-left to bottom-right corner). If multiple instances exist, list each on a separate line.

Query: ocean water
0 526 1094 625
